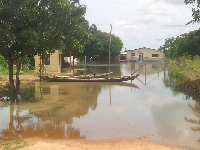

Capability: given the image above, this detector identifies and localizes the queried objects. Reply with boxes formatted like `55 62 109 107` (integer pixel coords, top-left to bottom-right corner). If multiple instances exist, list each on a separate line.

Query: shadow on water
0 62 200 149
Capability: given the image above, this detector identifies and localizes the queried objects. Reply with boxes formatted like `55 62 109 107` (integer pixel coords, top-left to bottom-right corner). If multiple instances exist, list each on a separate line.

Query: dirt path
0 75 39 82
18 138 196 150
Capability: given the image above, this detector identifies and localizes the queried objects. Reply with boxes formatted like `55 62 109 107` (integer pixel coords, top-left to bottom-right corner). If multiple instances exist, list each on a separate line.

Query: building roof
127 47 161 52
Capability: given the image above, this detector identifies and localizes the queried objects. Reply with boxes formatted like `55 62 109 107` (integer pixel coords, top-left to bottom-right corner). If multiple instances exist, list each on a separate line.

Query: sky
80 0 199 50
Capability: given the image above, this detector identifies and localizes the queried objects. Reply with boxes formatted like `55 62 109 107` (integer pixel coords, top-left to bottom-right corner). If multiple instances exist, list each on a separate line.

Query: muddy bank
178 79 200 100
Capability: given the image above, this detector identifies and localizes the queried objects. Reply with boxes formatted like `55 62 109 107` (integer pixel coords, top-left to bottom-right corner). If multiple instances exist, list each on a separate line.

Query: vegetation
0 0 89 96
159 1 200 97
159 29 200 59
0 55 8 74
168 56 200 82
166 56 200 99
84 24 123 61
160 1 200 59
60 1 90 64
0 139 27 150
0 0 123 97
184 0 200 24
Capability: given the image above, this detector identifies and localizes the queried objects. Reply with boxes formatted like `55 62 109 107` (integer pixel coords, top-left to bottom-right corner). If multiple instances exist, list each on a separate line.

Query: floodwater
0 62 200 149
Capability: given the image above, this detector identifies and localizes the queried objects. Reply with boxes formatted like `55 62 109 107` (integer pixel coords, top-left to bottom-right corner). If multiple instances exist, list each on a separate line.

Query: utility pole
108 24 112 78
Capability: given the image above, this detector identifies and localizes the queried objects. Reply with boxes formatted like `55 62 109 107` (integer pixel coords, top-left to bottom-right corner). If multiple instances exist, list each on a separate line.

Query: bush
168 55 200 84
0 55 35 75
0 55 8 69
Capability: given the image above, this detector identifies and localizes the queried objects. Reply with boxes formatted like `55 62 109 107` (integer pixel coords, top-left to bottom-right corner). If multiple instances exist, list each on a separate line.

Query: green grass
167 55 200 84
20 69 36 75
0 69 9 75
0 68 37 76
0 139 28 150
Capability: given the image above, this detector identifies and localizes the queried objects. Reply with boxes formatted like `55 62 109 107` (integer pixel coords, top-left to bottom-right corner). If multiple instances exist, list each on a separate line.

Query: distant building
119 50 127 61
127 47 164 62
35 50 62 73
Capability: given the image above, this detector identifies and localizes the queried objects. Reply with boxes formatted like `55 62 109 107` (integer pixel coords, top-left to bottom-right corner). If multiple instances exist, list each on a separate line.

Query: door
139 53 143 61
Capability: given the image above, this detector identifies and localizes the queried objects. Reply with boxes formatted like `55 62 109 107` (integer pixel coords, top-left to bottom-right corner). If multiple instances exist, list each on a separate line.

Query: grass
0 69 9 75
168 55 200 84
0 139 28 150
0 68 37 76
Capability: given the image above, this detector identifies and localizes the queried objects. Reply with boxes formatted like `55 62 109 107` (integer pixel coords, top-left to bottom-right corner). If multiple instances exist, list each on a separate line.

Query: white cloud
80 0 199 49
152 0 185 5
111 0 131 2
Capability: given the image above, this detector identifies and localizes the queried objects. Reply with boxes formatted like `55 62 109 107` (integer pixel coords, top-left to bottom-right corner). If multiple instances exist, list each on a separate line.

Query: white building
127 47 164 62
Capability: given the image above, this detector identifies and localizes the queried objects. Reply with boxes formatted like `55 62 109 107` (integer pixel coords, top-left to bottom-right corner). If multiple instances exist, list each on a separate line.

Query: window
152 54 158 57
43 54 50 65
131 52 135 57
139 53 143 61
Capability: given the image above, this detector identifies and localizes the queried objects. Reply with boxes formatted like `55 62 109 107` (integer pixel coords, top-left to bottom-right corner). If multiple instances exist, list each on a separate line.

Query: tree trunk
70 51 72 74
39 55 42 82
7 59 15 93
73 56 75 75
72 51 75 75
15 62 21 93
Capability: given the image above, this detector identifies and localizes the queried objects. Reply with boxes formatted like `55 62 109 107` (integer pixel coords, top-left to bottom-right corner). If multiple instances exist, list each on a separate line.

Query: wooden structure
39 74 139 82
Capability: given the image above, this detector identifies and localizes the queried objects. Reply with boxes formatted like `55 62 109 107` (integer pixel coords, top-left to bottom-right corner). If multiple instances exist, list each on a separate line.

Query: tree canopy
0 0 124 97
159 29 200 58
185 0 200 24
84 24 123 61
0 0 88 95
160 0 200 59
61 2 89 58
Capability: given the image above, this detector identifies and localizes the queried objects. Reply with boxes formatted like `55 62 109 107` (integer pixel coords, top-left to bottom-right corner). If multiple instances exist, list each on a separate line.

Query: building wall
35 50 62 73
127 48 164 61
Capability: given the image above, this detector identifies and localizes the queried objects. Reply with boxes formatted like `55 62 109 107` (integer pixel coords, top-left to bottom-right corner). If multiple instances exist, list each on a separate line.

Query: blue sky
80 0 199 50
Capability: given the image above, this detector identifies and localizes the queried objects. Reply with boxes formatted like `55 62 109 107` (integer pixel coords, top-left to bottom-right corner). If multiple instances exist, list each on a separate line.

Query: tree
110 35 123 56
0 55 7 70
84 24 103 60
62 2 89 65
84 25 123 61
1 0 40 93
0 0 86 97
159 29 200 58
185 0 200 24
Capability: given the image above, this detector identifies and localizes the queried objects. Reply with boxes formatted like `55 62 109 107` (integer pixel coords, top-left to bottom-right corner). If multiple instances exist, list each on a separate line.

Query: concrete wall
35 50 62 73
127 48 164 61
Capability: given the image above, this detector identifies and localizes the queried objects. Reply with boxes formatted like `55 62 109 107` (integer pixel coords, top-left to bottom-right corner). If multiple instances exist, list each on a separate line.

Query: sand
18 138 196 150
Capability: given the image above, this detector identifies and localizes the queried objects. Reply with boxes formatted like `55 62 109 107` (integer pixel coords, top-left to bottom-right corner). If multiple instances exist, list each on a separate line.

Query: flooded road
0 62 200 149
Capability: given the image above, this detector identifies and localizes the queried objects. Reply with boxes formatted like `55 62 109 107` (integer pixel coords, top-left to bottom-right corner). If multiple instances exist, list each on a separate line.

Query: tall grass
168 55 200 84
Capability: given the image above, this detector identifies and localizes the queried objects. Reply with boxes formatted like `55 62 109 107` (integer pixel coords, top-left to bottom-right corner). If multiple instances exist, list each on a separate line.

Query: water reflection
0 62 200 149
0 81 139 141
33 82 100 123
162 68 200 146
0 102 85 140
185 101 200 143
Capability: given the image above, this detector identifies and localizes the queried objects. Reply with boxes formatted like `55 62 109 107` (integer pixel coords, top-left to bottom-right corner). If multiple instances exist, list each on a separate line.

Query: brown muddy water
0 62 200 149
